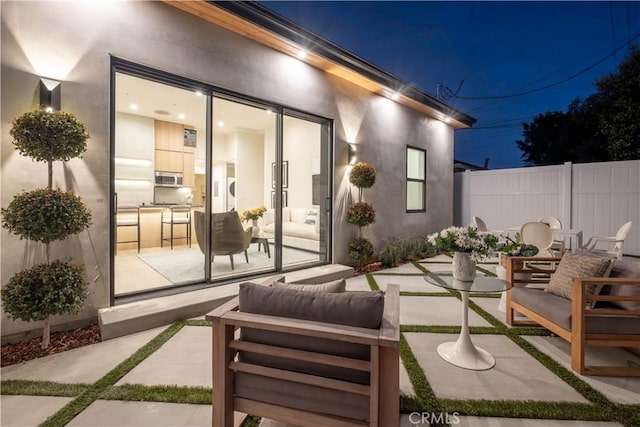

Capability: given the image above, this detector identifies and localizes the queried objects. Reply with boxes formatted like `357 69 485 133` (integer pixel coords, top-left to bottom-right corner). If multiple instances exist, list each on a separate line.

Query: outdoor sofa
505 253 640 376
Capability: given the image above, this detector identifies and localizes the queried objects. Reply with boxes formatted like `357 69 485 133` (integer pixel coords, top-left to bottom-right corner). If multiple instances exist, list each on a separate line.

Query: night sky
260 1 640 169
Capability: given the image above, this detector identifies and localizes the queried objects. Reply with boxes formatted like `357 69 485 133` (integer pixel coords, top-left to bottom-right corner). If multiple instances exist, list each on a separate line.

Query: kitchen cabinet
183 152 195 187
155 120 184 152
155 150 183 173
154 120 197 185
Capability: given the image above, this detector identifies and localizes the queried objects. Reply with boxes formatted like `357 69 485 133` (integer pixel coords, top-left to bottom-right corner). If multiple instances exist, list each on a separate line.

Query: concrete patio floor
1 254 638 426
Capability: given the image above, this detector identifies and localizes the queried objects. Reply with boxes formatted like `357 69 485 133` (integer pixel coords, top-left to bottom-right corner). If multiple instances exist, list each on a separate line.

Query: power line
439 31 640 101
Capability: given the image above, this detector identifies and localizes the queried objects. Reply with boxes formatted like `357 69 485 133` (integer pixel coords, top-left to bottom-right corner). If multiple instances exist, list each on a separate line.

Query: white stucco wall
1 1 455 338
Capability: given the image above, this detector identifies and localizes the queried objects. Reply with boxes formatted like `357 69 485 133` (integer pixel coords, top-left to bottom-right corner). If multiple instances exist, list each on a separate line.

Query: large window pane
406 181 424 211
280 114 330 267
209 97 277 279
407 148 425 180
114 73 206 296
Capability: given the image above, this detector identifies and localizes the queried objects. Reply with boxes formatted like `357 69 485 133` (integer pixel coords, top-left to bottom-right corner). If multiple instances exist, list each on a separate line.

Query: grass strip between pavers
399 291 453 297
365 273 379 291
0 380 91 397
184 319 212 327
372 272 426 276
401 325 502 335
40 321 186 427
100 384 211 404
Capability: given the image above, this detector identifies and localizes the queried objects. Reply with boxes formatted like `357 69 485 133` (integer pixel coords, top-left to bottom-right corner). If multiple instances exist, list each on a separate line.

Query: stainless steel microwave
155 172 183 187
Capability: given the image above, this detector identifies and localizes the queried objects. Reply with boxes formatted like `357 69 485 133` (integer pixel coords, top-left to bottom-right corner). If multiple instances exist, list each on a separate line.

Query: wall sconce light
39 78 61 112
348 143 357 165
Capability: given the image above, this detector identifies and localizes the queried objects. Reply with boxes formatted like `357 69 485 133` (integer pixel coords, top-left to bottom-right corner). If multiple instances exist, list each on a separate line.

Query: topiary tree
347 162 377 269
1 109 92 348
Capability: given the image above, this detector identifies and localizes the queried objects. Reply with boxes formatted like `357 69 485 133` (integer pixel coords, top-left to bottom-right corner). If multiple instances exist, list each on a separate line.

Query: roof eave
163 0 476 128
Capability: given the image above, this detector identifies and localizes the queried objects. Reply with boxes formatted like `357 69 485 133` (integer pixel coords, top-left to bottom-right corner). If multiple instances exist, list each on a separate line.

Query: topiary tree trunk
347 162 376 270
1 109 92 348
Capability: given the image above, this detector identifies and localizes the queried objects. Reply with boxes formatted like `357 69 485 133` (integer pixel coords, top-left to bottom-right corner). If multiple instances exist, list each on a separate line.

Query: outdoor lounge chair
206 282 401 427
194 210 252 270
582 221 634 259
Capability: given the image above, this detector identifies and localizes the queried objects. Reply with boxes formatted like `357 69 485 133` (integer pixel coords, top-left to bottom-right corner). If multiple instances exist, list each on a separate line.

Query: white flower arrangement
427 226 499 261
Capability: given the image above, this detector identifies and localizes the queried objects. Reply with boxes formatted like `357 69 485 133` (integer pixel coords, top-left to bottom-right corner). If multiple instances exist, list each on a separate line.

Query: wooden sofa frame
205 284 400 427
505 256 640 377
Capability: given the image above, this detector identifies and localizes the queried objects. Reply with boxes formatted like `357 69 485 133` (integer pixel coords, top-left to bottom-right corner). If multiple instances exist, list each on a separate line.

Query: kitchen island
116 205 204 252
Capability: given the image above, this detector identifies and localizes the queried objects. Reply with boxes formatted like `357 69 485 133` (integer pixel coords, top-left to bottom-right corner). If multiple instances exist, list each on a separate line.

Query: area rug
137 244 319 283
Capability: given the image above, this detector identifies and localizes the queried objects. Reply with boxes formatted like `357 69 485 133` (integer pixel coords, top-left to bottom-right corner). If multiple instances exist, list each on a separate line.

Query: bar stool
116 206 140 254
161 206 192 249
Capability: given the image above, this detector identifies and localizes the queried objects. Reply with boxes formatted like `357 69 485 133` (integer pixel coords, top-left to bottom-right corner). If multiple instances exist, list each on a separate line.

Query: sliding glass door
280 112 331 268
206 96 277 279
113 72 207 296
112 62 331 301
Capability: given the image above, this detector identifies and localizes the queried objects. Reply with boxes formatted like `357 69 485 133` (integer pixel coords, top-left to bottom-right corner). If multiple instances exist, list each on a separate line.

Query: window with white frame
406 146 426 212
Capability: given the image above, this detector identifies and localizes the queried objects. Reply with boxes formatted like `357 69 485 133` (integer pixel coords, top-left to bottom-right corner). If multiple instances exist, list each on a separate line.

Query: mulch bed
1 324 102 367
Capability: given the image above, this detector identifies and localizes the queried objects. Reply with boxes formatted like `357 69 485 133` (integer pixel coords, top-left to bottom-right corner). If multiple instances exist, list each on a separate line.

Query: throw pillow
239 282 384 329
544 251 612 300
272 278 346 293
304 210 318 225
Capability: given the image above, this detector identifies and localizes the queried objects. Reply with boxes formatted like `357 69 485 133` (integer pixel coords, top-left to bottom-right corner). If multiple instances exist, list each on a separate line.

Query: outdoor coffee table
424 272 511 370
251 234 271 258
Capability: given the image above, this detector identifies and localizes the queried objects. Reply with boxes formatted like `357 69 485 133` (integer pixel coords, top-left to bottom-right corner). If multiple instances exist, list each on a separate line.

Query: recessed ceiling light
178 113 186 120
443 117 451 123
217 121 224 127
297 50 307 60
195 91 203 97
130 103 139 111
266 109 273 114
391 93 400 101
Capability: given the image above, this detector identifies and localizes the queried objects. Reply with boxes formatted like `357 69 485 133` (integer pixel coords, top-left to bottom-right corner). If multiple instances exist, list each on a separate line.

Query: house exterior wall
1 1 454 338
454 160 639 256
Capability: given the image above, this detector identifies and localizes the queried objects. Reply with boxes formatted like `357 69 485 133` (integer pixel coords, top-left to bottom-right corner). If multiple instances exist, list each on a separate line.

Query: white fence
454 160 640 256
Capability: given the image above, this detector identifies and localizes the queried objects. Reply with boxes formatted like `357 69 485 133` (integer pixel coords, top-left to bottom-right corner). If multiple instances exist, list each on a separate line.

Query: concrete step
99 264 354 340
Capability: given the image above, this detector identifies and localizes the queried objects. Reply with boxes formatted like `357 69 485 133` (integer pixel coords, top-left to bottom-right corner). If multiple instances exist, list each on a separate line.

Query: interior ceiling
115 73 275 134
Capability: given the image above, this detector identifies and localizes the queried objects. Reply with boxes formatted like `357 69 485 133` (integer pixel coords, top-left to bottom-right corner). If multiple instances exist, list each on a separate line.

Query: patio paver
65 400 211 426
373 274 445 293
400 296 492 326
117 326 211 387
524 336 640 404
0 327 164 384
404 332 589 402
398 415 623 426
0 395 73 427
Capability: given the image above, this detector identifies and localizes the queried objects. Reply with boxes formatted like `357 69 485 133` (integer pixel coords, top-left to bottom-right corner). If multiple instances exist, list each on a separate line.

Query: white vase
251 219 260 237
452 252 476 281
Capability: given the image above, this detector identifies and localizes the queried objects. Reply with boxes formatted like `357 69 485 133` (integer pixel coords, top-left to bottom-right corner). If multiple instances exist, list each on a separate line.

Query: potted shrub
347 162 377 269
1 109 92 348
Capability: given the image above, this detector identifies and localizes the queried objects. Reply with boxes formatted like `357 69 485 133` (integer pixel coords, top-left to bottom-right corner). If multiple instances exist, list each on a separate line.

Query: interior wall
114 112 155 205
283 117 321 209
235 130 265 214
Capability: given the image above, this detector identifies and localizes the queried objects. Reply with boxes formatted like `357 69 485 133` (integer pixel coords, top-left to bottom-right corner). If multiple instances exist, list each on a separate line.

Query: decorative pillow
544 252 612 300
239 282 384 329
304 209 318 225
272 278 345 293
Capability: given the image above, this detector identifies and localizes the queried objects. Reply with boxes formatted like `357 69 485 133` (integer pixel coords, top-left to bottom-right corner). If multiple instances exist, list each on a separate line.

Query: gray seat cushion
512 287 640 335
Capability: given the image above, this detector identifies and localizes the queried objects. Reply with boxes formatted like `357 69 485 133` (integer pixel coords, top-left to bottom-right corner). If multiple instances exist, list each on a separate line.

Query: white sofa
262 207 320 252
